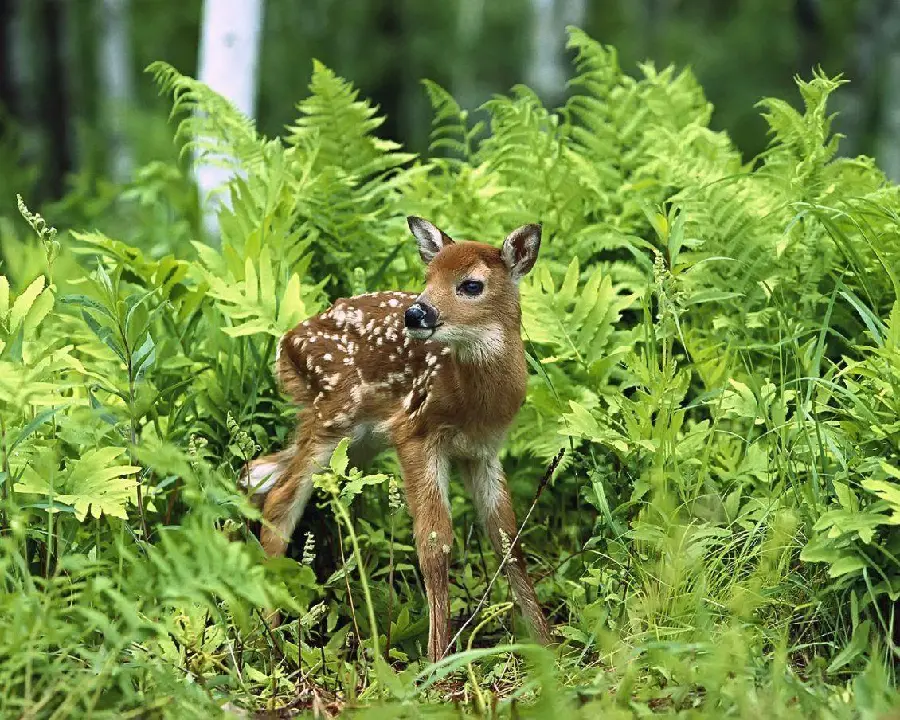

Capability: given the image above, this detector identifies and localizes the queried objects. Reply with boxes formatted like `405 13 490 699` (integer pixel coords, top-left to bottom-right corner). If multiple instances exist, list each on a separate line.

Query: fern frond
522 257 635 375
286 60 413 177
147 61 267 172
422 79 483 163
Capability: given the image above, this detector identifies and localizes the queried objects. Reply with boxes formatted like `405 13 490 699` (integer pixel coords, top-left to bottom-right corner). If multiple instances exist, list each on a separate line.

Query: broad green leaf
15 446 140 521
8 275 48 333
827 556 867 578
0 275 9 317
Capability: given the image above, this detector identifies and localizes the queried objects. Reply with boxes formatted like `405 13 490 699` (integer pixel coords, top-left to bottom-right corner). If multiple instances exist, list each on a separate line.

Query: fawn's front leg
395 437 453 662
462 456 552 646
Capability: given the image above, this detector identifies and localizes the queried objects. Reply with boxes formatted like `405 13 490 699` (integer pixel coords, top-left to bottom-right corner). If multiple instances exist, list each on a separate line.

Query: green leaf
341 472 389 505
0 275 8 318
827 556 867 578
329 436 350 476
827 620 872 675
15 446 140 521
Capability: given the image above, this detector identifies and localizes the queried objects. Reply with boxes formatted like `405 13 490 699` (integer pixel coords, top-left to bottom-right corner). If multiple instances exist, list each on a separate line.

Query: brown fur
244 219 551 661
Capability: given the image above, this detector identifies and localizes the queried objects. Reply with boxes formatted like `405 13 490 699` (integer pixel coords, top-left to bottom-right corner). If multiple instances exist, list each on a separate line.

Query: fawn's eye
457 279 484 297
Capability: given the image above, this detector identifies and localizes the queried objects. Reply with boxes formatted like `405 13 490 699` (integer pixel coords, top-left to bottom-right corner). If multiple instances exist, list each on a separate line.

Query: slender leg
259 435 336 557
252 435 336 628
395 436 453 662
462 456 552 645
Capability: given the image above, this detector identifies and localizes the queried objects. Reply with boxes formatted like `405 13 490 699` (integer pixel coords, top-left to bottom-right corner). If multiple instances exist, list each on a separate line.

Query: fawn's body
244 218 551 661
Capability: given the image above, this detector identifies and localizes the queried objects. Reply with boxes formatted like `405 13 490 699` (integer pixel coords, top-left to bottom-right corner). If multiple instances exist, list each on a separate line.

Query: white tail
244 217 551 660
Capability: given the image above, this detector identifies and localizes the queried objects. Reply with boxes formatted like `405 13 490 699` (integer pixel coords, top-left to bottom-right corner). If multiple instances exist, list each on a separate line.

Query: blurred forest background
2 0 900 220
4 1 900 715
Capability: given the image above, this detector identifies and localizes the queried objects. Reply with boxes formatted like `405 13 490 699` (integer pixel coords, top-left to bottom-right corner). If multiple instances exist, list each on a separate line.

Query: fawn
242 217 552 661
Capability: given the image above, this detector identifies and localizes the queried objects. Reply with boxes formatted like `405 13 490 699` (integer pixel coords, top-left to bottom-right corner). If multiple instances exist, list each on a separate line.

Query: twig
444 448 565 656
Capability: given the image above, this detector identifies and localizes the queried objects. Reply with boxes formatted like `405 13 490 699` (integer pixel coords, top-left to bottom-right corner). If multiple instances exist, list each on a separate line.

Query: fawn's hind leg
259 432 339 558
251 430 337 628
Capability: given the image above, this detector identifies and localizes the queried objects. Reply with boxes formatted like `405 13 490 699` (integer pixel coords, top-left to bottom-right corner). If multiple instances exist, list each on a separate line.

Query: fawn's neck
442 318 527 429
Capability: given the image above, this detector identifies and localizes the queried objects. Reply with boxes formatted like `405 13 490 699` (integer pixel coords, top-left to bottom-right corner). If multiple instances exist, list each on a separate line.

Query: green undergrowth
1 27 899 719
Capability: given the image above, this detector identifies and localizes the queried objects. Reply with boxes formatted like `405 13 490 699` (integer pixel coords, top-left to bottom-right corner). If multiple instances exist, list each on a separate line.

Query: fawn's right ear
407 216 454 264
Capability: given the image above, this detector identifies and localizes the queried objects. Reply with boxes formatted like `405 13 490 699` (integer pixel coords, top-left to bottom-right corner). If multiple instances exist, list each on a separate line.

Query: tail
240 448 293 499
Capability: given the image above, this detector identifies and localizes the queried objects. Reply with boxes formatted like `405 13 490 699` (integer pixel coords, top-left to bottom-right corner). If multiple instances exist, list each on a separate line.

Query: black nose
404 302 438 329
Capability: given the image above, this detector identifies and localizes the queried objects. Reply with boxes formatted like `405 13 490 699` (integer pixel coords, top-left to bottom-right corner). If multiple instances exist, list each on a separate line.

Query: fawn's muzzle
404 301 438 330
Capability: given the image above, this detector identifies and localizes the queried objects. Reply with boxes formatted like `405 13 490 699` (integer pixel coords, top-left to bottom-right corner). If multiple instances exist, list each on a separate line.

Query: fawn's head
403 217 541 359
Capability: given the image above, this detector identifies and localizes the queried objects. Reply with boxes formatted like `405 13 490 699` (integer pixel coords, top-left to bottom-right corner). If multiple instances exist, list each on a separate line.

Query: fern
522 257 635 375
148 60 266 173
14 446 140 521
192 244 323 338
3 25 900 717
422 79 483 164
0 274 54 350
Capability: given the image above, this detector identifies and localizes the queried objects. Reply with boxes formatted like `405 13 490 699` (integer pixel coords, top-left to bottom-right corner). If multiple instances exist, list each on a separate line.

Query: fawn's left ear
407 216 455 264
501 223 542 282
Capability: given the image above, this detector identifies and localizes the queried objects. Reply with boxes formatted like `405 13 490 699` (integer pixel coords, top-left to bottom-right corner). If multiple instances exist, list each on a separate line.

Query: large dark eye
458 279 484 297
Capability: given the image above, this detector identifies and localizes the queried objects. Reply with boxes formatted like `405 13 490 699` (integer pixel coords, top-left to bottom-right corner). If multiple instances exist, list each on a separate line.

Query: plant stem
385 515 395 661
332 496 380 662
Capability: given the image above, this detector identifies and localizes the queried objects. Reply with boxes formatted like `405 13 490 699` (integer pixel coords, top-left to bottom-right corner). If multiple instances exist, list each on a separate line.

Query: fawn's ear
501 223 542 282
407 216 454 264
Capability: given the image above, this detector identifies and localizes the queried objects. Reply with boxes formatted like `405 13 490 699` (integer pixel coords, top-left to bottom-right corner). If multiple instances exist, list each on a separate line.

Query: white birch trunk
195 0 264 239
526 0 586 105
453 0 484 112
97 0 134 183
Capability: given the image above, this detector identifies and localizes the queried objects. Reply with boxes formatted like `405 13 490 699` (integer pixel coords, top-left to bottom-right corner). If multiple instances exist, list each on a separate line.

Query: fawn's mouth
405 323 443 340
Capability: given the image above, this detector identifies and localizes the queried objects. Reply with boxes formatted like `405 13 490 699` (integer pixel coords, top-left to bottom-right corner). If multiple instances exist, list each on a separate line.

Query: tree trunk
40 0 72 200
834 0 883 158
527 0 586 106
452 0 484 113
370 0 404 145
195 0 264 240
0 0 17 118
96 0 134 184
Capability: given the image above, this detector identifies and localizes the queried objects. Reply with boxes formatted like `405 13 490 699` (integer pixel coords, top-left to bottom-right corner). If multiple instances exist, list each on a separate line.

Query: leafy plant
2 26 900 719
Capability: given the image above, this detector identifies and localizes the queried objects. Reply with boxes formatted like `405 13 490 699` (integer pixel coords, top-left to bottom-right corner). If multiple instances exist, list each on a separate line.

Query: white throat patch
448 323 505 364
